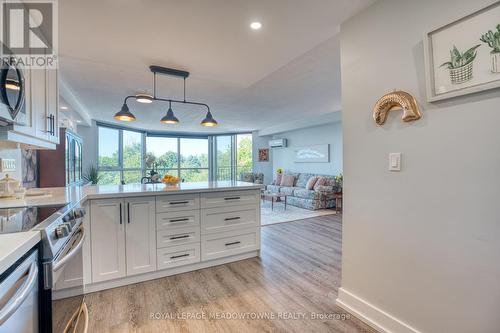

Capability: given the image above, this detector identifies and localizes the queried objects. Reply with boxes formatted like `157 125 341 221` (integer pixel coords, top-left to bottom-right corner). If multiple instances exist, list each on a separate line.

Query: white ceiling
60 0 374 133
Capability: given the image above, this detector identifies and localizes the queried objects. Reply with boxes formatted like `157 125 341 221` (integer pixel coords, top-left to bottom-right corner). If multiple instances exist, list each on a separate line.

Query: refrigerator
39 128 83 187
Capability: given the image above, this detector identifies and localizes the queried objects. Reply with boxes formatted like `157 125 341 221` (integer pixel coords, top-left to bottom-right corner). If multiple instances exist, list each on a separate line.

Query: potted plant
480 24 500 73
83 165 101 185
334 173 343 193
440 44 481 84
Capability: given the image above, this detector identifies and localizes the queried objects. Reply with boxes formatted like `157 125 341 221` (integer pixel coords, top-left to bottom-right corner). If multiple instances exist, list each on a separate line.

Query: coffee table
261 191 287 211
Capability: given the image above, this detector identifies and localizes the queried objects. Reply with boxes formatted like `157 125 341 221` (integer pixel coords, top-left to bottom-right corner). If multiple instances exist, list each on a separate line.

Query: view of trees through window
97 125 253 185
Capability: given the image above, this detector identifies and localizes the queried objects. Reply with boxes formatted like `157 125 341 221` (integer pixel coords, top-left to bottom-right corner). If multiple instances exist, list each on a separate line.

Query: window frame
96 122 252 184
97 124 145 184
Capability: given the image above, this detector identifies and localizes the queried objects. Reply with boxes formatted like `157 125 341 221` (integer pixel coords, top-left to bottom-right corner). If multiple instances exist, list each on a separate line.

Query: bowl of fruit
161 174 181 186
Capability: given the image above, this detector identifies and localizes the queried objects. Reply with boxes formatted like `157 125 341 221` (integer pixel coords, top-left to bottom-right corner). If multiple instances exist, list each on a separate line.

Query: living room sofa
266 172 340 210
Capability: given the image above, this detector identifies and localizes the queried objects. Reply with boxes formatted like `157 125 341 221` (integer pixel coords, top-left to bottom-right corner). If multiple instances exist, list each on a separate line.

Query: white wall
252 131 273 184
77 121 97 175
272 122 342 177
338 1 500 333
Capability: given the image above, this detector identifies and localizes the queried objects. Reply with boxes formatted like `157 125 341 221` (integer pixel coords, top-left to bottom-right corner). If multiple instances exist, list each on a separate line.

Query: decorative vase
449 61 474 84
491 53 500 73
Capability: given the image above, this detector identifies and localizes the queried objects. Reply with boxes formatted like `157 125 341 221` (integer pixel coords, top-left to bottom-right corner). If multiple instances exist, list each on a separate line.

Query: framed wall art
294 144 330 163
424 1 500 101
258 148 269 162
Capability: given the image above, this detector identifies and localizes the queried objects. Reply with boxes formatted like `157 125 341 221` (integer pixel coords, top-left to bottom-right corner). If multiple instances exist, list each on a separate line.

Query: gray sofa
266 172 340 210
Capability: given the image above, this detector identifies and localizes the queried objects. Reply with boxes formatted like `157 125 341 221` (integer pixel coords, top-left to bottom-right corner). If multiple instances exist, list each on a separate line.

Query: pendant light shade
200 111 218 127
160 103 179 124
135 93 153 104
114 103 136 122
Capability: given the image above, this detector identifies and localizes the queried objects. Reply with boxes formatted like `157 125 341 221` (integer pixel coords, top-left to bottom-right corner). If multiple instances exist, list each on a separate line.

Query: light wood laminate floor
85 215 376 333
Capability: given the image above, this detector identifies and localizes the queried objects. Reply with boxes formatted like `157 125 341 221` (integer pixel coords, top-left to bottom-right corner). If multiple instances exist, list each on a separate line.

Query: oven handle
53 227 85 272
0 262 38 325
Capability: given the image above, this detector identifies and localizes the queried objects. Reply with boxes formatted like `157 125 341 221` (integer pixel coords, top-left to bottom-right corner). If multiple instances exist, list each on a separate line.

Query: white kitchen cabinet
90 197 156 282
0 59 59 148
31 66 48 141
85 189 261 293
90 198 126 283
125 197 156 276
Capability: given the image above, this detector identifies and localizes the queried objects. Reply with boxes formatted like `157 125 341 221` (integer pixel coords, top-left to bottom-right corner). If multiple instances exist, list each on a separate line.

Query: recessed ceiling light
76 120 82 123
250 22 262 30
60 106 68 110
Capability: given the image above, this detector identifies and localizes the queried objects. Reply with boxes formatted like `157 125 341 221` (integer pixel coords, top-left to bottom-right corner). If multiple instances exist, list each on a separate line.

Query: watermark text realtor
1 0 58 68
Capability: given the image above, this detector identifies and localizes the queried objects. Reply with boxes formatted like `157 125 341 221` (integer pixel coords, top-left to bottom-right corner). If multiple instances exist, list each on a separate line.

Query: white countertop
0 181 263 209
0 231 40 275
0 181 263 274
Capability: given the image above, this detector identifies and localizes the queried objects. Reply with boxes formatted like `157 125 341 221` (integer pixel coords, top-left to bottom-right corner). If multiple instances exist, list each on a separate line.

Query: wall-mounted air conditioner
269 139 287 148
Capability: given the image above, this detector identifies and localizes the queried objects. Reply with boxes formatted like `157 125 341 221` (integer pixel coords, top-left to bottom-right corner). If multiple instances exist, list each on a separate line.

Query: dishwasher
0 247 40 333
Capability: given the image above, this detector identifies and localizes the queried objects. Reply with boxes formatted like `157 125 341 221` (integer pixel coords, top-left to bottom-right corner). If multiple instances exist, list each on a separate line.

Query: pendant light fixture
114 65 218 127
160 101 179 124
200 111 218 127
113 103 136 122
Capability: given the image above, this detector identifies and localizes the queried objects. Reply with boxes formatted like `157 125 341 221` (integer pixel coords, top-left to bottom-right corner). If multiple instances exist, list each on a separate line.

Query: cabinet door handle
119 203 122 224
224 197 240 201
225 241 241 246
46 115 53 135
224 217 240 221
168 218 189 223
127 202 130 224
169 201 189 205
51 115 55 135
169 235 189 240
170 253 190 259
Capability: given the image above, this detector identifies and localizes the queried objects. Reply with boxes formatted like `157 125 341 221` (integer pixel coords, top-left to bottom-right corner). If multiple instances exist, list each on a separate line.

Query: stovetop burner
0 204 69 234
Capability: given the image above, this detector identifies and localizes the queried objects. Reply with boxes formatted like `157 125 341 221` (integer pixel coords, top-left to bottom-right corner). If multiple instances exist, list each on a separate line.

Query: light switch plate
0 158 16 172
389 153 401 171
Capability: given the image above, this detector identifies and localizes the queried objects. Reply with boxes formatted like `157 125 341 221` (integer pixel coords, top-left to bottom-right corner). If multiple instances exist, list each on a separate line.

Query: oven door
50 226 88 333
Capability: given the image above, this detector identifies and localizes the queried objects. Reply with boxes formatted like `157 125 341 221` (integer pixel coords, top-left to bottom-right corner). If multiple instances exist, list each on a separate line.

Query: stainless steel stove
0 203 88 333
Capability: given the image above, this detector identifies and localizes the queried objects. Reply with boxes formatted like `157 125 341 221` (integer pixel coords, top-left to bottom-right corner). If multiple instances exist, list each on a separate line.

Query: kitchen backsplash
0 143 38 188
21 148 38 188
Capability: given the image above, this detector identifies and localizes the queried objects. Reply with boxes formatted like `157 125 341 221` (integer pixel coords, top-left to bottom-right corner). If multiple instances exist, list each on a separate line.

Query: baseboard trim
336 288 423 333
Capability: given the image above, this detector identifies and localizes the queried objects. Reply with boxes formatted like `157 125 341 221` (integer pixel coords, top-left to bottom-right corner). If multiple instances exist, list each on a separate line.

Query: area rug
260 201 337 226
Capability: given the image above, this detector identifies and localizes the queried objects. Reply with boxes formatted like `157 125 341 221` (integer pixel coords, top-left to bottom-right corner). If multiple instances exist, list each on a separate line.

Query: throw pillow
313 177 327 190
305 176 319 190
274 172 283 185
280 174 295 187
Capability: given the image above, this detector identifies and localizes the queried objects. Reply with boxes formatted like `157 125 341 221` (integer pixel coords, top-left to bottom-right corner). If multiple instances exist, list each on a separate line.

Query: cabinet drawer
201 205 259 234
157 226 200 249
157 210 200 230
156 194 200 213
157 244 200 270
201 228 260 261
200 190 259 209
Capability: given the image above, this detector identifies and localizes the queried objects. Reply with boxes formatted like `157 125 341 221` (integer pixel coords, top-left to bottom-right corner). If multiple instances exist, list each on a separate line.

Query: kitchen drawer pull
119 203 122 224
169 201 189 205
224 197 240 201
225 241 241 246
168 218 190 223
127 202 130 224
170 253 190 259
169 235 190 240
224 217 241 221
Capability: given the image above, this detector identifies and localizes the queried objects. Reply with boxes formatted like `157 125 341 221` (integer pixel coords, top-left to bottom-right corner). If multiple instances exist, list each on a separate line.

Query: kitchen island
47 181 263 294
